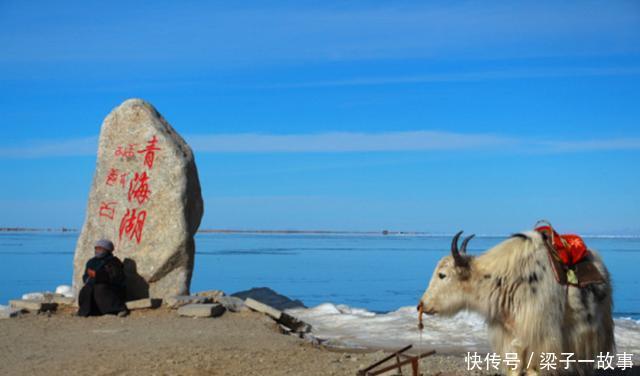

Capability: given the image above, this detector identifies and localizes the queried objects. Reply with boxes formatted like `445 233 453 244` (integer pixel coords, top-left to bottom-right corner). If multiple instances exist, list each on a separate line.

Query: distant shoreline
198 229 426 235
0 227 77 233
1 227 639 238
0 227 427 236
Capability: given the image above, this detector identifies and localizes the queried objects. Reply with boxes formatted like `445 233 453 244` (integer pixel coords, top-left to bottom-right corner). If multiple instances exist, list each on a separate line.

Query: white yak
417 231 614 375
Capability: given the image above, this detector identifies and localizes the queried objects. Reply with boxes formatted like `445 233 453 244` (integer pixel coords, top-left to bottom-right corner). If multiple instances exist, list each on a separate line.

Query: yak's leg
518 346 541 376
490 324 528 376
509 336 530 375
488 323 515 374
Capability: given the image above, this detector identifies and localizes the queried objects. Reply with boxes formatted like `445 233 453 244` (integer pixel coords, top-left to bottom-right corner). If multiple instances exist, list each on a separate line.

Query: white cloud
0 136 97 158
255 67 640 89
542 138 640 152
1 131 640 158
187 131 516 153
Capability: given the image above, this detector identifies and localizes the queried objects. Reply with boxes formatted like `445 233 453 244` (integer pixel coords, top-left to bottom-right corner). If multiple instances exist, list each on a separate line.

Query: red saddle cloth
535 225 587 266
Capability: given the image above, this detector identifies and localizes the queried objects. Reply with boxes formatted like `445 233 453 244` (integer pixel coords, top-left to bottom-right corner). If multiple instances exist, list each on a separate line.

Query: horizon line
1 227 638 238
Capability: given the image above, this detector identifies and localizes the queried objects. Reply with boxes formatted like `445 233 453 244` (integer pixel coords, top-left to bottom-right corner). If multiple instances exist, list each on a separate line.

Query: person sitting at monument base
77 239 128 317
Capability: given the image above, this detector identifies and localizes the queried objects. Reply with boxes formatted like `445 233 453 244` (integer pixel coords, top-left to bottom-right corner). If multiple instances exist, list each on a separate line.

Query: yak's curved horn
460 234 475 254
451 230 463 255
451 231 468 267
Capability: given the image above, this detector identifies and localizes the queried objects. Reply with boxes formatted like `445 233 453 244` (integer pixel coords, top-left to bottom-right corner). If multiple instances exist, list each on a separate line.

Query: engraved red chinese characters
119 208 147 244
128 171 151 205
98 201 117 220
138 135 161 169
105 168 119 186
115 144 137 158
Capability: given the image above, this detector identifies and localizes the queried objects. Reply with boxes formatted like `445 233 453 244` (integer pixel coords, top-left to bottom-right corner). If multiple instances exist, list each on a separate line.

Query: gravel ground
0 306 487 376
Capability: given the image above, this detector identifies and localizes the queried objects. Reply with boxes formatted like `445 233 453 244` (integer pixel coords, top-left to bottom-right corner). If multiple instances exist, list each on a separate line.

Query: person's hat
94 239 114 252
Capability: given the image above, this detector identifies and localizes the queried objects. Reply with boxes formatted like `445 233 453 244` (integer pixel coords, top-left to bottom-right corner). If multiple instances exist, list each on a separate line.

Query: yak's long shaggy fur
419 231 614 375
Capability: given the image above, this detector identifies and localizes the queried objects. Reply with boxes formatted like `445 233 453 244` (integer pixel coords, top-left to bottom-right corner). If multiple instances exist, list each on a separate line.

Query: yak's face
417 231 474 317
418 256 471 316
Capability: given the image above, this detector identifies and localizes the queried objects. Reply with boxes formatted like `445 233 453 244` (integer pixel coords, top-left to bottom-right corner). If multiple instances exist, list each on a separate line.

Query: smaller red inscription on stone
115 144 137 158
128 171 151 205
119 208 147 244
99 201 117 220
138 135 161 169
119 172 129 188
105 168 120 186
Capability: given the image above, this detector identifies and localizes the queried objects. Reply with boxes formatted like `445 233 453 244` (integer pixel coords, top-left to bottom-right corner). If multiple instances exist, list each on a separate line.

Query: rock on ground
10 300 57 312
165 295 212 309
216 296 246 312
245 298 282 320
195 290 225 300
126 298 161 310
178 303 225 318
232 287 306 310
51 296 76 305
0 308 21 319
72 98 204 301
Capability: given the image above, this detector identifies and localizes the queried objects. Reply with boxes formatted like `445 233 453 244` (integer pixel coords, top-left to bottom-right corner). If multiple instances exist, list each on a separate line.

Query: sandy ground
0 305 486 376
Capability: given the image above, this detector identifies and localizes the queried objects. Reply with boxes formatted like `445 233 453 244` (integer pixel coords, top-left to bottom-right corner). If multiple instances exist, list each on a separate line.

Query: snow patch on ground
289 303 640 356
55 285 74 297
288 303 489 352
19 286 74 301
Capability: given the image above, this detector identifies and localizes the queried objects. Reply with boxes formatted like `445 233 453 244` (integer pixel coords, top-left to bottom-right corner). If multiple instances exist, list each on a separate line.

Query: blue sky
1 0 639 234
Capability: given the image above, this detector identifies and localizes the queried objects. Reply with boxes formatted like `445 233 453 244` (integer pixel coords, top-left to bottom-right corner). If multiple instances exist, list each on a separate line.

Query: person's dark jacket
82 253 126 288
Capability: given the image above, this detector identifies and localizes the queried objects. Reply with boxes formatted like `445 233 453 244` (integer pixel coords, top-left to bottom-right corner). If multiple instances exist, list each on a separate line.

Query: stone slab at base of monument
126 298 162 311
51 295 76 306
177 303 226 318
195 290 225 300
10 300 58 313
216 296 247 312
165 295 213 309
244 298 313 335
245 298 282 320
0 308 22 319
19 292 76 306
72 99 204 302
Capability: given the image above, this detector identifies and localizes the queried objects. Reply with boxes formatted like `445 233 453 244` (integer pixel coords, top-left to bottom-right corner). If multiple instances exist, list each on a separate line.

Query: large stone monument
73 99 204 300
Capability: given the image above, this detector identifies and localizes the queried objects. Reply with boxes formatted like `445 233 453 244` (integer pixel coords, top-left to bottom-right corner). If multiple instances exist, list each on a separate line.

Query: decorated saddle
534 220 606 287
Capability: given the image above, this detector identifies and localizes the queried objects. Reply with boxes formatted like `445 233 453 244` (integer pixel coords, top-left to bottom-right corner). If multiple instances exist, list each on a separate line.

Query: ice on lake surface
288 303 640 357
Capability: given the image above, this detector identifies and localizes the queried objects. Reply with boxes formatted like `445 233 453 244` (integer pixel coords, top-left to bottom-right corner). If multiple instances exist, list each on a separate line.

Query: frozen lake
1 232 638 318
